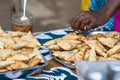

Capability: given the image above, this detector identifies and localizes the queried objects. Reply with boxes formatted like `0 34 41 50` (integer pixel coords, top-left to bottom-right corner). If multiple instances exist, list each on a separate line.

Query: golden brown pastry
107 42 120 56
89 33 105 40
97 56 116 61
6 54 29 61
86 40 97 61
70 46 88 62
43 39 57 46
95 44 107 57
9 61 28 70
31 48 44 63
0 42 4 49
0 61 15 69
96 41 107 52
0 27 44 73
0 69 8 72
28 58 41 67
98 37 118 48
19 31 41 48
0 49 16 60
0 36 15 49
84 49 90 60
49 44 60 51
105 31 120 39
56 39 76 51
52 51 75 62
13 40 27 50
0 27 5 34
62 33 83 40
8 31 26 37
110 53 120 59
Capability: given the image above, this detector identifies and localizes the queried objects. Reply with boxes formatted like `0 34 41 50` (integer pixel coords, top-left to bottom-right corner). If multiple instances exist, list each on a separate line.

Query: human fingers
79 18 90 30
86 21 95 30
71 12 85 30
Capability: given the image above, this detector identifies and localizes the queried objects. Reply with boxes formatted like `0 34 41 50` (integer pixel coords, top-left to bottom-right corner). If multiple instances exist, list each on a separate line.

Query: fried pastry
12 37 20 42
52 51 75 62
97 41 107 52
97 56 116 61
98 37 118 48
31 48 44 63
9 61 28 70
96 45 107 57
62 33 83 40
0 27 5 34
84 49 90 60
0 42 4 49
110 53 120 59
76 43 88 50
44 32 120 64
86 40 97 61
88 48 97 61
20 31 41 48
6 54 29 61
56 39 76 51
20 48 33 55
107 42 120 56
43 39 57 46
0 49 16 60
28 58 41 67
0 61 15 69
49 44 60 51
89 33 105 40
0 69 8 72
0 27 44 73
0 36 15 49
8 31 26 37
70 46 88 62
105 31 120 39
13 40 27 50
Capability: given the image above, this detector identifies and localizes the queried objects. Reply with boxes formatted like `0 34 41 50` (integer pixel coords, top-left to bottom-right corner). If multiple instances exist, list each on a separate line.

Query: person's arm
103 0 120 19
71 0 120 31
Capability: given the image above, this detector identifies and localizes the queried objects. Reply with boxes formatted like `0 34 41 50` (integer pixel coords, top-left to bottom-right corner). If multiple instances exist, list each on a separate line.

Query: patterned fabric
15 29 77 80
15 67 77 80
114 9 120 32
81 0 114 31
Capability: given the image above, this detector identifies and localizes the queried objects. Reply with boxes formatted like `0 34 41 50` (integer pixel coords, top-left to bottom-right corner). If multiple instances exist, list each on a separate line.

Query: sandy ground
0 0 81 32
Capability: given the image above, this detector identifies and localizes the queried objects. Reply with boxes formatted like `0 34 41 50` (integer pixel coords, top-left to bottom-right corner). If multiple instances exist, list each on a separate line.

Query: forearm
101 0 120 19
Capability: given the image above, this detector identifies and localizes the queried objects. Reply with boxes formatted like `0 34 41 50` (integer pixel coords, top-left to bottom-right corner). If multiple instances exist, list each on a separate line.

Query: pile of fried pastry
0 27 44 72
44 32 120 65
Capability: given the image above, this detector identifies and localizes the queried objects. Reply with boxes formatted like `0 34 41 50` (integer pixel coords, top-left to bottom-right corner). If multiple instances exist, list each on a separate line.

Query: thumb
86 22 95 30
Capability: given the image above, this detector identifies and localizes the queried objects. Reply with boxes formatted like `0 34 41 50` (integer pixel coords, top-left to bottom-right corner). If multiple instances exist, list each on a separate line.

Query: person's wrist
99 8 110 23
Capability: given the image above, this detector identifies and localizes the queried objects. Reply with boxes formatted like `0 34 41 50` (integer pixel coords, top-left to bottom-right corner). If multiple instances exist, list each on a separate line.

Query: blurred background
0 0 81 32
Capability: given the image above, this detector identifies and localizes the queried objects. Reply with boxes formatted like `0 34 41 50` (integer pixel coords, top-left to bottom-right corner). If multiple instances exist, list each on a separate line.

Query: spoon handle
23 0 28 17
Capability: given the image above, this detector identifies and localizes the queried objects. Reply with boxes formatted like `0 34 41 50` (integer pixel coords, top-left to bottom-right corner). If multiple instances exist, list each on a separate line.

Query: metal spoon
21 0 28 20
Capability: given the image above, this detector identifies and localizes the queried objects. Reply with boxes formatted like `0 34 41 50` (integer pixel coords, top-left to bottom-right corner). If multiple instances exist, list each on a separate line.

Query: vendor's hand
71 11 109 31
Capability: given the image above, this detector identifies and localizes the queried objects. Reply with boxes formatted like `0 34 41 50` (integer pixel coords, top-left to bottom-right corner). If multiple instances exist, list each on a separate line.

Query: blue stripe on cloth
93 17 114 31
90 0 108 10
16 67 78 80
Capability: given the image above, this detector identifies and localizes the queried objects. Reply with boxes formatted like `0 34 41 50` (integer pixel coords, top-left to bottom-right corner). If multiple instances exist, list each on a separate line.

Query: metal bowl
49 31 114 69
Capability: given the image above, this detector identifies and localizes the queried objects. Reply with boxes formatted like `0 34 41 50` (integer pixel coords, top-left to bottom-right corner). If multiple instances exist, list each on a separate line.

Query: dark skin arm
71 0 120 31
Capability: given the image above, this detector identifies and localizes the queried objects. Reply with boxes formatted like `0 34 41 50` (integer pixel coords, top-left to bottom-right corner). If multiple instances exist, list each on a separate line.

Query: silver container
85 70 107 80
108 62 120 80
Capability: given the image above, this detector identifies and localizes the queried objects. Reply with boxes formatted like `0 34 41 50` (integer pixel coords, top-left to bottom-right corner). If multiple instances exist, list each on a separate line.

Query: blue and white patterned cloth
15 29 77 80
